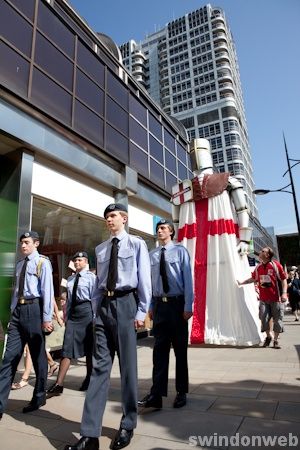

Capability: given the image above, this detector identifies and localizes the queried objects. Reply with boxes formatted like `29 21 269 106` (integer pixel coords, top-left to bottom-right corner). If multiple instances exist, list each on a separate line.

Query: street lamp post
253 133 300 251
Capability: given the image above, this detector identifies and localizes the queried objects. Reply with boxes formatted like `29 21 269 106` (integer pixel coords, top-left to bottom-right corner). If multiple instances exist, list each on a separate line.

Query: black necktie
160 247 169 293
18 257 29 298
72 273 80 304
106 237 119 291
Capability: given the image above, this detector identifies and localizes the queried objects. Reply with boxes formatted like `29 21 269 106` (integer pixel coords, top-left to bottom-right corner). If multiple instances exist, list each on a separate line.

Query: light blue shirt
92 229 152 321
66 269 96 318
11 250 54 322
150 241 194 312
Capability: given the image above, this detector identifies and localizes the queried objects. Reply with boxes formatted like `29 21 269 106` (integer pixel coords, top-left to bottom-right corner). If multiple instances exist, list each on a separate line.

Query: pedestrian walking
0 231 54 420
238 246 287 349
64 203 151 450
47 251 95 396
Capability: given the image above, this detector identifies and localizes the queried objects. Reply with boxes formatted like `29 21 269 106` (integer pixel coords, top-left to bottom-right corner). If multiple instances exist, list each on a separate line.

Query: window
106 97 128 136
76 69 104 115
1 2 33 56
74 100 103 146
37 1 74 57
149 135 163 163
0 41 30 97
31 68 72 125
35 32 73 90
129 117 147 151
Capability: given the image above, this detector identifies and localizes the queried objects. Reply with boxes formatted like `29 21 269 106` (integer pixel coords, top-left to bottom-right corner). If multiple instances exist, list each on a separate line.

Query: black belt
18 297 40 305
103 289 135 298
154 295 184 303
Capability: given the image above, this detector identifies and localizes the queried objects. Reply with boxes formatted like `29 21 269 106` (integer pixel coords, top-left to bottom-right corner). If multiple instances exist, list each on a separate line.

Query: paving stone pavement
0 313 299 449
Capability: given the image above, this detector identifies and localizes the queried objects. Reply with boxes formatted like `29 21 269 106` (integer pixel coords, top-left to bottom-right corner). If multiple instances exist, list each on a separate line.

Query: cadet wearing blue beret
139 218 194 410
47 251 96 397
65 203 152 450
0 231 54 419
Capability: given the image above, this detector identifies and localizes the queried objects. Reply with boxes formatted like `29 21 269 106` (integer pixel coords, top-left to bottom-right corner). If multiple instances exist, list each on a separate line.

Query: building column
113 166 138 232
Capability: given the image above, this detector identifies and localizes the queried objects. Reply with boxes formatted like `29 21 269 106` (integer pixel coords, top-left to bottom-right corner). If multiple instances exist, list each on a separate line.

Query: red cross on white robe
178 197 239 344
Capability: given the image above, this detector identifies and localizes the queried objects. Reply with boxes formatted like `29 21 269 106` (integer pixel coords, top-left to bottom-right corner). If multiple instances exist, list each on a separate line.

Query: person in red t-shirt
238 247 287 349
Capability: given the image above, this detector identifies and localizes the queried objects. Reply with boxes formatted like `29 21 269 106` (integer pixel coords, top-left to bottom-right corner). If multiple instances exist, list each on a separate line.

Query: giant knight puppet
171 138 262 346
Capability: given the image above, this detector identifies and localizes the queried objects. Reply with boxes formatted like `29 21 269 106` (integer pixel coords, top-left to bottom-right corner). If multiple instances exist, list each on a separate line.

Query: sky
68 0 300 236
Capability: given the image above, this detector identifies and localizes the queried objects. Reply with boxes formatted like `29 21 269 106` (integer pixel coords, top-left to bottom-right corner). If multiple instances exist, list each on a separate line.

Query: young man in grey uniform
64 203 152 450
0 231 54 420
138 219 193 409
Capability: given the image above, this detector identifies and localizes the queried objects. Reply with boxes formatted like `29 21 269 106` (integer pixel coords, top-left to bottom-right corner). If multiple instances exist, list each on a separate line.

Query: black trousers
151 297 189 397
81 292 138 438
0 302 47 413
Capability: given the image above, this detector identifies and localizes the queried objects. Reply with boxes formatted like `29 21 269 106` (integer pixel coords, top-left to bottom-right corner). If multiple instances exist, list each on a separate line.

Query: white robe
178 189 263 346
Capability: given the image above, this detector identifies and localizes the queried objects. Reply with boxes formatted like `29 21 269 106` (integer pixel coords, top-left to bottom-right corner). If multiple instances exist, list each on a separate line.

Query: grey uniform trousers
80 292 138 438
0 302 47 414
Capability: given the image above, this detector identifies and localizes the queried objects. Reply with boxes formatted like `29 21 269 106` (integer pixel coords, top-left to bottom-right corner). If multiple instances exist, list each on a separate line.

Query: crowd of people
0 202 298 450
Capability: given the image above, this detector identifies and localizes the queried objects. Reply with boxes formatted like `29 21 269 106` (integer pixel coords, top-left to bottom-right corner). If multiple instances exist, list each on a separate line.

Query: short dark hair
156 219 175 240
264 247 274 260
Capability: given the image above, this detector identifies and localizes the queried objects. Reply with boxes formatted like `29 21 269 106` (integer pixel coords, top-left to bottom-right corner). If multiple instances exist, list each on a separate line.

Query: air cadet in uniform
138 219 194 410
64 203 152 450
47 251 96 396
0 231 54 420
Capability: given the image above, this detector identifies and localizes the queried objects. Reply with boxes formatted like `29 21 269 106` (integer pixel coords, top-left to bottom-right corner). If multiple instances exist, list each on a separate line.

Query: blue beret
72 251 88 260
19 231 39 241
103 203 127 218
156 219 175 237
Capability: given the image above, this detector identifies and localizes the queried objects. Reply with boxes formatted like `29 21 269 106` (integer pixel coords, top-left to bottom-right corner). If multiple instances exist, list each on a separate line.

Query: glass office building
120 3 277 257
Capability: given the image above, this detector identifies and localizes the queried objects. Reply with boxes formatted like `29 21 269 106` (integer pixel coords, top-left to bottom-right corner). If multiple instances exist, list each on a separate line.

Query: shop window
0 41 29 97
1 2 33 57
31 197 155 296
31 68 72 125
76 69 104 115
31 197 108 295
35 32 73 91
37 0 74 57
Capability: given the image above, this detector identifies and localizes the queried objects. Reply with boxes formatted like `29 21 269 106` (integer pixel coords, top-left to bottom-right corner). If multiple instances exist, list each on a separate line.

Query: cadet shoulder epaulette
36 255 49 278
39 254 50 260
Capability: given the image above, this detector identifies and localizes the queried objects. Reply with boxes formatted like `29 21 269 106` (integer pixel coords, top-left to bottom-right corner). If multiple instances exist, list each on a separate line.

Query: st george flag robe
177 184 262 346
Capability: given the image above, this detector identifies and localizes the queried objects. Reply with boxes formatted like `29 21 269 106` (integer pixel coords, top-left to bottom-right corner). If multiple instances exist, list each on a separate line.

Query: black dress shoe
112 428 133 450
64 436 99 450
23 398 46 413
79 377 90 391
47 383 64 397
173 392 186 408
0 412 2 420
138 393 162 409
